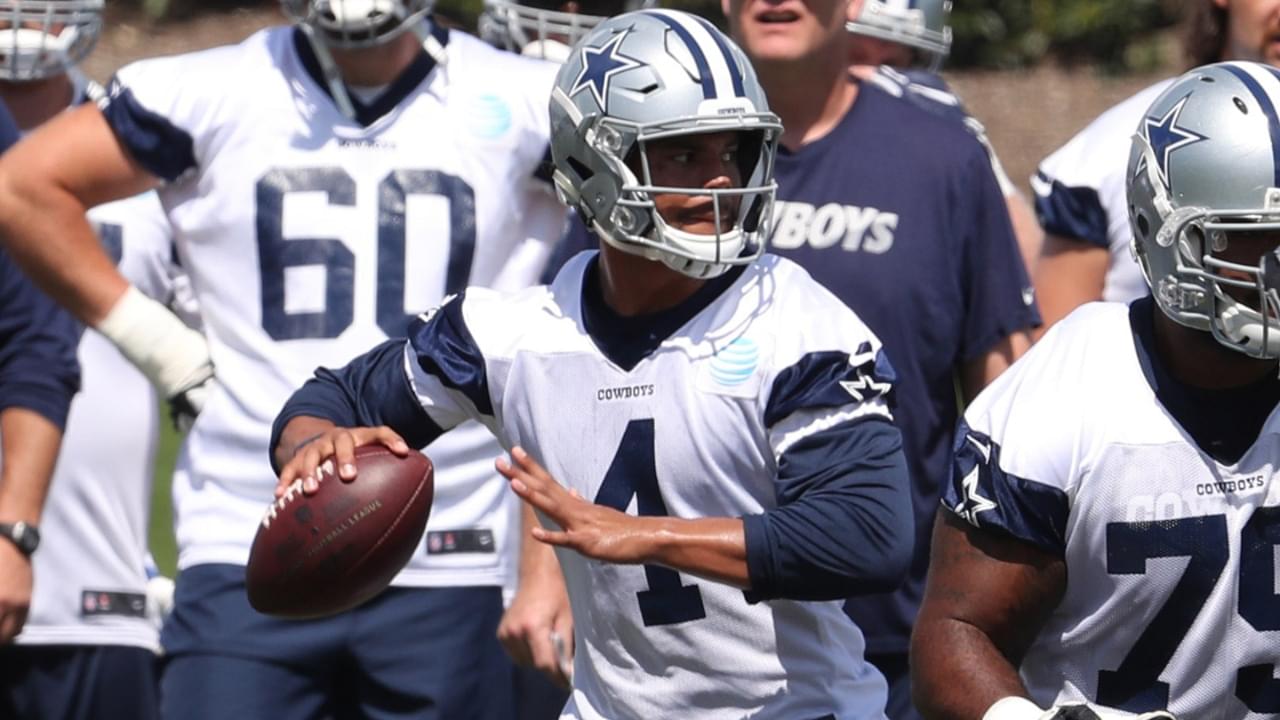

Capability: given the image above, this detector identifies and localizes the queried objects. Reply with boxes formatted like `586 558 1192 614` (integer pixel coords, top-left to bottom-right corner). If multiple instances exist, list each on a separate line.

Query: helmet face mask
0 0 103 81
549 10 781 279
281 0 433 49
1127 61 1280 360
847 0 951 72
479 0 654 62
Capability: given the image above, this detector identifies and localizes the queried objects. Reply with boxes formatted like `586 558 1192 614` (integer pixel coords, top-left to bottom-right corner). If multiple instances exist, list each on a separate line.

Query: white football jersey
105 24 564 586
1032 80 1172 303
404 253 891 719
18 190 174 651
949 302 1280 720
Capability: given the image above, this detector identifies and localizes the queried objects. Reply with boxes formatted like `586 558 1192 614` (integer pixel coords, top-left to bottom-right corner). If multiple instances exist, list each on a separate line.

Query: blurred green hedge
950 0 1184 71
126 0 1187 71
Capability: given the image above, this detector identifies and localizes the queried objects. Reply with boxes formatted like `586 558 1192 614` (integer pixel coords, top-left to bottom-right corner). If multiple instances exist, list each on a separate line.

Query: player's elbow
857 515 913 593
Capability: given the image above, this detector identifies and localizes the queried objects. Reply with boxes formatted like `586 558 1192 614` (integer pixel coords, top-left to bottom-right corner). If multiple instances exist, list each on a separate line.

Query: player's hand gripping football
498 446 647 564
274 422 410 498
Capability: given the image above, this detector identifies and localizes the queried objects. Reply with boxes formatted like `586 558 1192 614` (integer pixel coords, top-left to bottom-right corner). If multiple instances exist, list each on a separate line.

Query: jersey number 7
1099 509 1280 714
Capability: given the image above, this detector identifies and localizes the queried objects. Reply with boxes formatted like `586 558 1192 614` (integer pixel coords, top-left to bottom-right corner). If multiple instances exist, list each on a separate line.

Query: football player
720 0 1040 718
0 92 81 653
0 0 566 717
0 93 85 710
846 0 1044 275
1032 0 1280 333
272 10 914 718
912 61 1280 720
0 2 186 718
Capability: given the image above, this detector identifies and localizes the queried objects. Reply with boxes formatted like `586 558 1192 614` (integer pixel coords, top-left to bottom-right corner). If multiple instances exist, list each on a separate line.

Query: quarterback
274 11 914 719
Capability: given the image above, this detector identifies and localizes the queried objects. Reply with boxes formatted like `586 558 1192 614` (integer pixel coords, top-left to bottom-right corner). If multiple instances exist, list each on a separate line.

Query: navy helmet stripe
1223 64 1280 187
642 11 716 99
690 14 746 97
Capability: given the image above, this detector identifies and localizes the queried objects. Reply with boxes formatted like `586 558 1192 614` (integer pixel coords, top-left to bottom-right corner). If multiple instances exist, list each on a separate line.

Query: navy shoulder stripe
1033 172 1109 248
765 345 896 427
100 78 197 183
408 292 493 417
942 422 1069 555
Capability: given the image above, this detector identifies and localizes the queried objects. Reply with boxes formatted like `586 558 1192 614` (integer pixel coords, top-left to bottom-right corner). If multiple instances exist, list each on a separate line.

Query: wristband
983 697 1046 720
95 285 211 398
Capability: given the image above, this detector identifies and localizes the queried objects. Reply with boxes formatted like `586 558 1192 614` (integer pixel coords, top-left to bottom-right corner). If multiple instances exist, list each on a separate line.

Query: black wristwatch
0 521 39 556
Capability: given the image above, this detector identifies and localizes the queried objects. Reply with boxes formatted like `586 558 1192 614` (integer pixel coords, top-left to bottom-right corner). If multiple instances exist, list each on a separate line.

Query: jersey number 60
256 167 476 341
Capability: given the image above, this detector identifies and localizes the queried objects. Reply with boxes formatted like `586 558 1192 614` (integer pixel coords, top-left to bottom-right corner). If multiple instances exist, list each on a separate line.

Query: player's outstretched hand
274 424 409 499
0 539 31 642
498 446 646 564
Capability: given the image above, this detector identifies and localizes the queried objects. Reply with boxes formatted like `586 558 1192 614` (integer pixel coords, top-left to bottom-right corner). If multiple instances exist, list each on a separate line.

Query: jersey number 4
1100 509 1280 714
256 167 476 340
594 419 708 627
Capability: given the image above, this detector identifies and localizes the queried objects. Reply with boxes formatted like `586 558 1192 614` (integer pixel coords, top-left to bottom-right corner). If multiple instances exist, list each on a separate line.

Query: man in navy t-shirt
0 95 83 647
722 1 1039 718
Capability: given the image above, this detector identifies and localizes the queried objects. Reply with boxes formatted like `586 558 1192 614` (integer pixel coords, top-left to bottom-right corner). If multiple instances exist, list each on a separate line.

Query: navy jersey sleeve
271 291 493 471
271 339 445 472
99 76 197 182
743 417 913 602
940 420 1069 555
1032 173 1109 249
0 250 82 428
957 146 1040 361
745 338 912 602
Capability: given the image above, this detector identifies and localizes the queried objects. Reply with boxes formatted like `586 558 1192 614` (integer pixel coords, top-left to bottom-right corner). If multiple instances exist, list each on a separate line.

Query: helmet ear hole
1134 209 1150 240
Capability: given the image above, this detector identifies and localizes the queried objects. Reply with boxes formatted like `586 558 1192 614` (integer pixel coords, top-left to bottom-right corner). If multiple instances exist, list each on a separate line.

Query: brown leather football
246 444 434 619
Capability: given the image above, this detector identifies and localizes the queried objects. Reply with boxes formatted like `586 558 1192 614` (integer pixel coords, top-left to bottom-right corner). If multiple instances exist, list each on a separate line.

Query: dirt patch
87 6 1176 197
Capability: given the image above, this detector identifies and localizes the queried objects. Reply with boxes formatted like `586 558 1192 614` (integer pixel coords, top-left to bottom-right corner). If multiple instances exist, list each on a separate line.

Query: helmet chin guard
0 0 103 81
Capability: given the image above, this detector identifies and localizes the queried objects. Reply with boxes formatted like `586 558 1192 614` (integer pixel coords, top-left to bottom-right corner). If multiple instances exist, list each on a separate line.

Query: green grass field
148 415 181 577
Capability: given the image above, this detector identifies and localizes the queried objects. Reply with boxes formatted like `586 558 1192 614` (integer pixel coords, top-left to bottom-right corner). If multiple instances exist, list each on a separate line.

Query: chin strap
300 16 446 122
298 22 357 119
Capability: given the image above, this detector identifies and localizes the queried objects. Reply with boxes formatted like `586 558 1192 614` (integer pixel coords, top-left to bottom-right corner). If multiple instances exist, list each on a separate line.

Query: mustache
672 198 740 226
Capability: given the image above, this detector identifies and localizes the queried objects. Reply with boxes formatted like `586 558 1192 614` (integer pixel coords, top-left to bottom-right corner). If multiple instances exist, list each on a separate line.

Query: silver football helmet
479 0 654 63
1127 61 1280 360
549 9 781 279
281 0 433 48
847 0 951 71
0 0 103 81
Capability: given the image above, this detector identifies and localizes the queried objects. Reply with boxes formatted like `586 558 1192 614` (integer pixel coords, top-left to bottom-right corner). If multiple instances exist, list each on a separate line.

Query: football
246 444 434 619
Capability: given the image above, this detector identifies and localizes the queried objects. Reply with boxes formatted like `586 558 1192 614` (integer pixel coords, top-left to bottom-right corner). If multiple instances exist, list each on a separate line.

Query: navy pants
0 644 159 720
161 564 515 720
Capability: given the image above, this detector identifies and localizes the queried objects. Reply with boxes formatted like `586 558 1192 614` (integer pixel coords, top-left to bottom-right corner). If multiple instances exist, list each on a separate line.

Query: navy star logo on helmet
569 29 642 113
1141 94 1208 190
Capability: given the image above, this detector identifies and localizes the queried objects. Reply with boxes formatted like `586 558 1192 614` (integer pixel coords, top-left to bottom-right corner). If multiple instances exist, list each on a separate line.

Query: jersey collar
1129 296 1280 464
291 21 449 128
579 253 747 372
